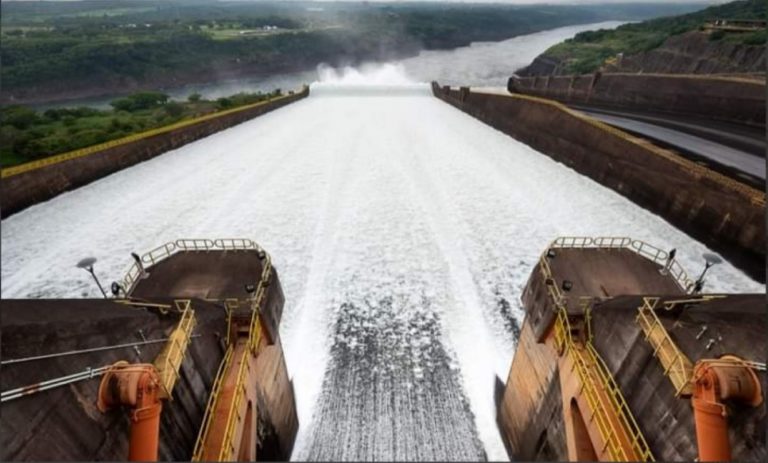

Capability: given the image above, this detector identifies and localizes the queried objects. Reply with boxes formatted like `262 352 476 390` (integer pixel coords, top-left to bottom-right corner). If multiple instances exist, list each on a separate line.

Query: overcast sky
3 0 731 4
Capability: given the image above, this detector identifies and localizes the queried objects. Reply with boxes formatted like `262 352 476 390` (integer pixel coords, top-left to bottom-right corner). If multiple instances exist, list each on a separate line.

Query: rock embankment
517 30 766 77
605 31 766 75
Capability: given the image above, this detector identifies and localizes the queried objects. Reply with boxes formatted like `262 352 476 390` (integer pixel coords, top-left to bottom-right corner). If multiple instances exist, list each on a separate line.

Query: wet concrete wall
498 245 766 461
590 294 766 461
1 88 309 219
0 300 228 461
431 82 765 281
508 73 765 127
497 319 566 460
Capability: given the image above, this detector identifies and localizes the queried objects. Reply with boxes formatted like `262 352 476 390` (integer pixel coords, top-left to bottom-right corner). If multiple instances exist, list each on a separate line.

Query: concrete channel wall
0 87 309 218
507 73 766 127
432 82 765 280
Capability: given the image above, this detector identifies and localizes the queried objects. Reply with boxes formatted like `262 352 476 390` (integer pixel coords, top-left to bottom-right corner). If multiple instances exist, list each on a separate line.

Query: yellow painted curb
1 89 306 179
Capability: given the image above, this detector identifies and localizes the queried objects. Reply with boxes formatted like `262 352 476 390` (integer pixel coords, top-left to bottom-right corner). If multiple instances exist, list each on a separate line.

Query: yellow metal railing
217 347 252 461
121 238 265 294
192 344 235 461
554 308 655 461
538 253 565 305
636 297 695 396
1 90 307 179
153 299 197 399
548 236 695 293
190 247 272 461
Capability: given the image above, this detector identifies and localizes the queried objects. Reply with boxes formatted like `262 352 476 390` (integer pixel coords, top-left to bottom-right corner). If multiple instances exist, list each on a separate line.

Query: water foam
311 63 430 97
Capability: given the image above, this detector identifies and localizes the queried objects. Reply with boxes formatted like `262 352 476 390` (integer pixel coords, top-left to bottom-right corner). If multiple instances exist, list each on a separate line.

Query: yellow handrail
554 308 654 461
153 299 197 399
547 236 695 293
636 297 694 396
122 238 265 294
192 344 235 461
1 89 307 179
190 246 273 461
217 347 252 461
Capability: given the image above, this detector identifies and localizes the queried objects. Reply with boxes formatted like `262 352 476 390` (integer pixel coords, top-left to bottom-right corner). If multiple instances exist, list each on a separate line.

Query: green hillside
544 0 766 75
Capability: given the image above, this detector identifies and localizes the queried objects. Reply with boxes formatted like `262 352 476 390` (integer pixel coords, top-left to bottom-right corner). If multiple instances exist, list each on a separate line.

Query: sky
3 0 731 4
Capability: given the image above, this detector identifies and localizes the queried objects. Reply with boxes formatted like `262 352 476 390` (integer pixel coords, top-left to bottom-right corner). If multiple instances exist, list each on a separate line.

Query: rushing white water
1 65 762 460
37 21 626 110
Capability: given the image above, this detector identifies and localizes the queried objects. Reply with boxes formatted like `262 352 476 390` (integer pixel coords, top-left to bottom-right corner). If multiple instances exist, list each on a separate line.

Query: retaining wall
432 82 765 280
0 87 309 218
508 73 766 127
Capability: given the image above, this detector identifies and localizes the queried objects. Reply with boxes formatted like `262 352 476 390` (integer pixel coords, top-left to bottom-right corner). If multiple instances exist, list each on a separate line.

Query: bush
216 97 233 109
1 106 41 130
709 29 726 41
110 92 170 111
164 101 184 117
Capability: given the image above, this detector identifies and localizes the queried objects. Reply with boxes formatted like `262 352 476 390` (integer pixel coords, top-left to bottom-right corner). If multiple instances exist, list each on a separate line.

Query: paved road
581 110 766 182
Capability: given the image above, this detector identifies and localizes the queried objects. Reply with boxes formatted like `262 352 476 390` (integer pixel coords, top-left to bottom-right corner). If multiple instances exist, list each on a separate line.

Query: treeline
543 0 766 75
0 89 284 167
0 1 709 104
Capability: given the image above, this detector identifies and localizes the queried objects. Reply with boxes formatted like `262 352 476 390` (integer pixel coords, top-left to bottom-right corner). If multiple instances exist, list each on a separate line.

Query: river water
39 21 625 109
4 21 761 462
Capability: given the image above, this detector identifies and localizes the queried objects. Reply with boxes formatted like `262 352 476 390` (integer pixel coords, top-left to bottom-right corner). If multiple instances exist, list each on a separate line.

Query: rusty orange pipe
691 356 763 462
127 370 163 462
692 396 730 461
98 363 163 462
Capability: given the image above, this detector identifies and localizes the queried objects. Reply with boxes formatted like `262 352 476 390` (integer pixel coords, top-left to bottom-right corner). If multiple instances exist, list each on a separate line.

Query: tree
110 92 170 112
164 101 184 117
1 106 40 130
188 93 202 103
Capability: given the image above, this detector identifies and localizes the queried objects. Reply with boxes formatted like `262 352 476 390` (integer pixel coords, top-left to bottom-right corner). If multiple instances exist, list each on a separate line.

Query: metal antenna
76 257 107 298
694 253 723 294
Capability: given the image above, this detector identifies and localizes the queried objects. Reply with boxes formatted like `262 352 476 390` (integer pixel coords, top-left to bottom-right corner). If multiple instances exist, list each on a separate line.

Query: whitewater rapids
1 67 762 461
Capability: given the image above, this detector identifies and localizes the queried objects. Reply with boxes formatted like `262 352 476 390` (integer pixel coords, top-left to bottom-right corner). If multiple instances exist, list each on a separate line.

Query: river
38 21 626 110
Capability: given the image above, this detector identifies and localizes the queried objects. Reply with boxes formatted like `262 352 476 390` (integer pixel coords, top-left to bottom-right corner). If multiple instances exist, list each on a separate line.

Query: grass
0 90 285 168
538 0 766 75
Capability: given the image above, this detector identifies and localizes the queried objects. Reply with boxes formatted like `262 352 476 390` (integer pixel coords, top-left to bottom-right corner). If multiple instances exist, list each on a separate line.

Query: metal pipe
1 366 110 402
691 356 763 462
1 335 201 365
692 396 730 461
98 363 163 461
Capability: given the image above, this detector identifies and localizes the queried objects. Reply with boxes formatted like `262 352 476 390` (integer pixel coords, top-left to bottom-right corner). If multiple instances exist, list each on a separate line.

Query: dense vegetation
0 89 284 167
542 0 766 75
0 1 707 104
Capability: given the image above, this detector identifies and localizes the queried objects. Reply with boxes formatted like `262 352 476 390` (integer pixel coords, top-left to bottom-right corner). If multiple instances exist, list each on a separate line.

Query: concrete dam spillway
0 67 763 461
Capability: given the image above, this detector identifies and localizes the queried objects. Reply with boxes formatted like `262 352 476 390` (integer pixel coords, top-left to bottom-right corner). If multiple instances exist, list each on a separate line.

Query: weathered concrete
0 299 228 461
508 73 765 127
497 243 766 461
1 246 299 461
591 294 767 461
432 82 765 281
0 88 309 219
522 247 684 342
129 248 297 460
497 319 566 460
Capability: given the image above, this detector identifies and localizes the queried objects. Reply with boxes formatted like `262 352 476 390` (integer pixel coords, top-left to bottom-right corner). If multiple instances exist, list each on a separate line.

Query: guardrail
192 344 234 461
636 297 694 396
554 308 654 461
153 299 197 399
548 236 695 293
190 244 272 461
1 89 307 179
121 238 266 294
